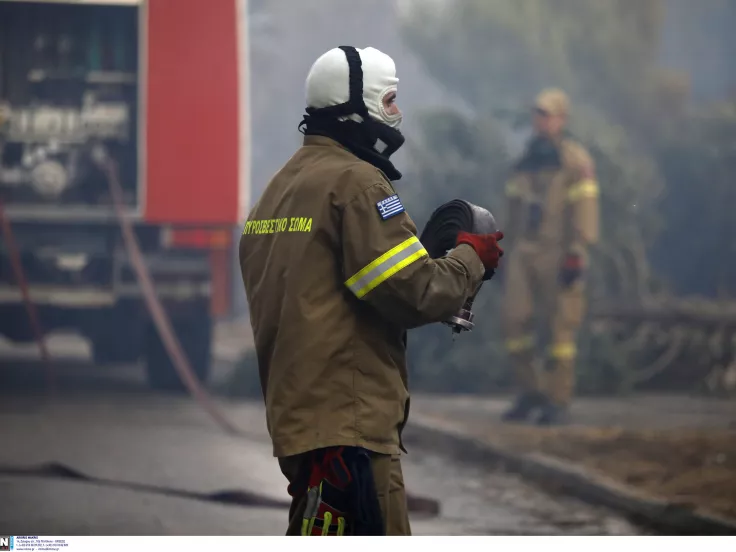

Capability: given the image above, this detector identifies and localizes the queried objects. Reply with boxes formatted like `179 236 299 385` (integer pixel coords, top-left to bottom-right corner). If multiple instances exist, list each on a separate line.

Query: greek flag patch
376 194 405 220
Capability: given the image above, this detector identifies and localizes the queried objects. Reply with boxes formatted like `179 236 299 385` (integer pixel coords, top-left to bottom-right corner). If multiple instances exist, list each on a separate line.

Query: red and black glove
559 252 584 287
456 231 504 280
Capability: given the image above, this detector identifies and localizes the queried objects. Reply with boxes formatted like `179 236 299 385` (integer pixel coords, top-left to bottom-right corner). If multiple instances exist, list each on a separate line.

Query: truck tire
144 303 212 392
92 336 142 365
89 301 143 365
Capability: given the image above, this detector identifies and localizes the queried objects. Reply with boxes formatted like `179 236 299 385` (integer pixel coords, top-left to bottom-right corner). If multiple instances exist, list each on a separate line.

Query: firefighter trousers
501 241 586 407
278 451 411 536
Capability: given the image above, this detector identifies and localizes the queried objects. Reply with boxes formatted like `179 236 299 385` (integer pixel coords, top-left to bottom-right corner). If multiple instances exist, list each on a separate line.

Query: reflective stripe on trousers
505 335 535 354
548 342 577 360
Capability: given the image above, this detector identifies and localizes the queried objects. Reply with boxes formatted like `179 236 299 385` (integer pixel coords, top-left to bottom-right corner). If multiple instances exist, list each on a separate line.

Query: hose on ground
97 149 242 436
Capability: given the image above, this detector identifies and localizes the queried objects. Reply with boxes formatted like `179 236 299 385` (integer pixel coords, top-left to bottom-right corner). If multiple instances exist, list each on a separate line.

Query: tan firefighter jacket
504 137 599 260
239 136 485 458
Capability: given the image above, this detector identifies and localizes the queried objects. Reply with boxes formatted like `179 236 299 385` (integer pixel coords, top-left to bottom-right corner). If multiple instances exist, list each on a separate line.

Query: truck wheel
89 301 143 365
144 304 212 392
92 338 142 365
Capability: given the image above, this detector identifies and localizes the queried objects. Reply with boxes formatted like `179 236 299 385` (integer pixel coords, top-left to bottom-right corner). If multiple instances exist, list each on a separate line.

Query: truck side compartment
0 0 247 391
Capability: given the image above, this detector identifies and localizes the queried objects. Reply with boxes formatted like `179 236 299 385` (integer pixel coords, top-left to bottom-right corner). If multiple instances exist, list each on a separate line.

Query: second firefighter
501 88 600 425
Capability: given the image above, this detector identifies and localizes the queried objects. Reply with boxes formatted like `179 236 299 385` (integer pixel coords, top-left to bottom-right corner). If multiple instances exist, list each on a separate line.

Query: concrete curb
405 416 736 535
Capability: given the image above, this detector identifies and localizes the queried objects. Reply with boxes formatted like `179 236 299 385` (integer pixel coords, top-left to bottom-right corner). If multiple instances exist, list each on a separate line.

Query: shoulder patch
376 194 405 220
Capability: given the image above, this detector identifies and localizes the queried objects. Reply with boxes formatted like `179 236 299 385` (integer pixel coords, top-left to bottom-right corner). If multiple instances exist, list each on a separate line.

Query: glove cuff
563 252 584 271
455 230 479 250
456 231 503 273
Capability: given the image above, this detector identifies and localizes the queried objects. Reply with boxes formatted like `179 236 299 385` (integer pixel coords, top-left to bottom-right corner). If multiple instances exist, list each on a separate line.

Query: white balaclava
305 46 402 129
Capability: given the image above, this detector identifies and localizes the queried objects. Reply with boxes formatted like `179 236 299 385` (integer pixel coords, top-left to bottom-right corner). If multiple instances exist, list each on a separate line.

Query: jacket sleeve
566 149 600 259
341 181 485 329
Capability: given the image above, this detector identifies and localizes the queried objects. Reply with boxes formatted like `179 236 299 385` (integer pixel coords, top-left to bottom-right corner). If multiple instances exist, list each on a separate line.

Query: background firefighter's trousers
502 240 586 407
279 451 411 536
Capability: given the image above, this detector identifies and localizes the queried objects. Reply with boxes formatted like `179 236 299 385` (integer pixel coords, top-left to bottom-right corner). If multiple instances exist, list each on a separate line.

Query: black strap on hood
304 46 370 121
298 46 404 181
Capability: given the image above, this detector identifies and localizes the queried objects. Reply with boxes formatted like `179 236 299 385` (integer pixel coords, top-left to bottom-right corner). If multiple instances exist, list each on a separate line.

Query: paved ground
0 334 646 536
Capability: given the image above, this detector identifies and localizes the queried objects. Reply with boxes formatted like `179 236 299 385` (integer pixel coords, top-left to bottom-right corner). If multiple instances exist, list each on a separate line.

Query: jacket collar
302 134 402 181
303 135 349 150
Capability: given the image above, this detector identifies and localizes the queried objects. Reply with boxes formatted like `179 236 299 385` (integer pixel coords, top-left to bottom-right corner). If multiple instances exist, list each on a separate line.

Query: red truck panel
144 0 242 225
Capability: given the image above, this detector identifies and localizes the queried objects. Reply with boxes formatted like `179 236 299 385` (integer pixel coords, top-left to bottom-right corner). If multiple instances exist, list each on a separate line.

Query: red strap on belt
301 447 354 536
309 447 351 488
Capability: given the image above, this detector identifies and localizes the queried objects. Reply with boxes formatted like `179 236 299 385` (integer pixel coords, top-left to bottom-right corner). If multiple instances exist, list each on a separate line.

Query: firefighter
239 46 504 536
500 88 599 426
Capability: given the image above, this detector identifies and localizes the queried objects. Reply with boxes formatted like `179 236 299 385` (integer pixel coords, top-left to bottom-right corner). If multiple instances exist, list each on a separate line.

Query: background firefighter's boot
502 349 542 422
536 403 570 426
501 392 546 422
536 355 574 426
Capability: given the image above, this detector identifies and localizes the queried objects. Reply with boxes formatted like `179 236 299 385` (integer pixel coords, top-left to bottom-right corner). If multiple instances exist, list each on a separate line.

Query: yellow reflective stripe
321 511 332 536
549 342 577 360
337 516 346 536
301 484 320 536
567 178 599 202
506 335 535 353
345 236 428 299
505 179 522 197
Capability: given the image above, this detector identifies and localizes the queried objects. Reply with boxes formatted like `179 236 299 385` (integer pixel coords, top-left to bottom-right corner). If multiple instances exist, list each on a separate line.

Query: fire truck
0 0 250 390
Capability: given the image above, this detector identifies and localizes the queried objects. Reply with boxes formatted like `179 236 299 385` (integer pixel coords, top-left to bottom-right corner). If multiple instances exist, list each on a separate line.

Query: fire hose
94 148 242 436
419 199 499 334
0 198 55 394
0 142 241 434
1 150 241 433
